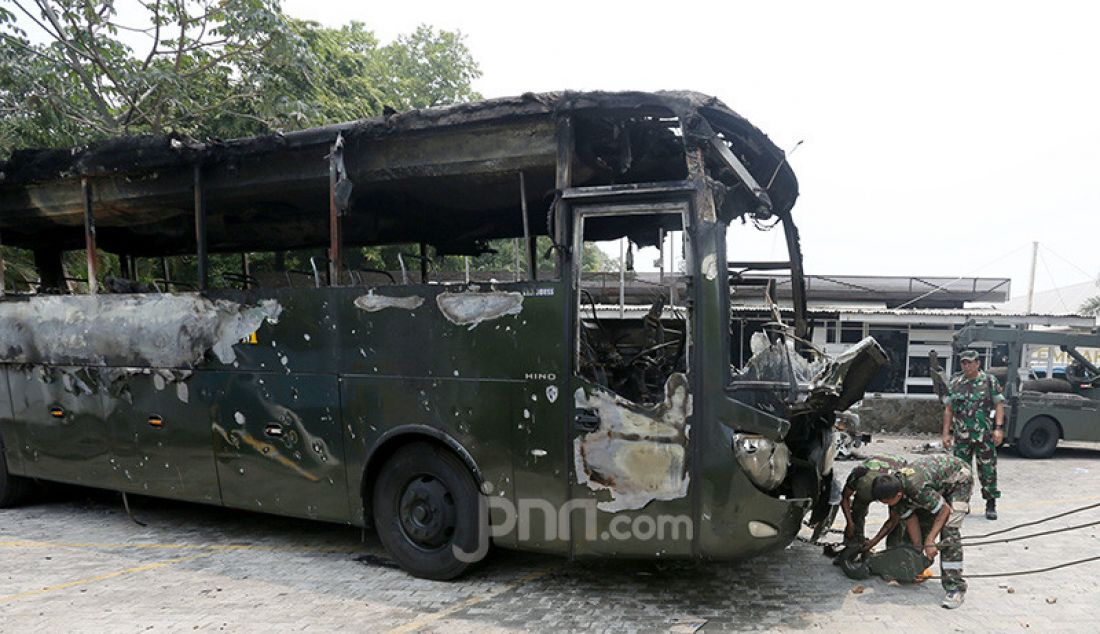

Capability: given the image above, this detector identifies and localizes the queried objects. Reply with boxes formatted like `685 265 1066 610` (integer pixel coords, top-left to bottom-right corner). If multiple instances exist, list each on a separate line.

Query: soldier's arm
989 375 1006 443
994 401 1005 445
924 502 952 560
840 467 868 539
865 507 898 552
941 403 954 449
840 486 856 539
990 375 1006 403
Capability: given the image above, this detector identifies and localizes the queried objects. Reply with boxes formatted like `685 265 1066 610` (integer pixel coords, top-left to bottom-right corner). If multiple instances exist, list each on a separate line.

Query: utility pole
1026 241 1038 313
619 238 626 319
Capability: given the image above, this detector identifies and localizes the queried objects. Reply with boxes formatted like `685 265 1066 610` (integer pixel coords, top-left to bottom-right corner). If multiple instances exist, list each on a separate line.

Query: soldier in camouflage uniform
840 455 911 546
942 349 1005 520
869 454 973 609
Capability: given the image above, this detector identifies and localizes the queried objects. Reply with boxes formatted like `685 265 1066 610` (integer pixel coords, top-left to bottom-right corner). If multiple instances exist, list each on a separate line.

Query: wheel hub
398 475 456 550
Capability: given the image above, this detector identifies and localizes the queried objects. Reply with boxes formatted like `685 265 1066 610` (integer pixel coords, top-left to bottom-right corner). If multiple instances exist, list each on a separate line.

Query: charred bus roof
0 90 798 257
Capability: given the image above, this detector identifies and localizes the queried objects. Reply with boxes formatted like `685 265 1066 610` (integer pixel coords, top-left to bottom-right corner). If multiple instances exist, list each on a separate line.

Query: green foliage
1080 295 1100 317
0 1 482 155
0 246 36 292
378 26 483 110
0 2 484 288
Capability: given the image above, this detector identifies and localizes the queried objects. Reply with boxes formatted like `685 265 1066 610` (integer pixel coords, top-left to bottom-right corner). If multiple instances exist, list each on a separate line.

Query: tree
1080 295 1100 317
0 2 482 290
0 1 481 155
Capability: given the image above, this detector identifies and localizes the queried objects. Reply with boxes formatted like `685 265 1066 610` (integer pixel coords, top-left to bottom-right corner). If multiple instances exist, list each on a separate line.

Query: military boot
985 499 997 520
941 589 965 609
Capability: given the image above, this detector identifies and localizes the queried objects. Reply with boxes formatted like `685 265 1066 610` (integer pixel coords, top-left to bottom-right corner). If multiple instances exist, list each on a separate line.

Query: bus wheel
372 442 486 580
0 437 31 508
1017 416 1059 459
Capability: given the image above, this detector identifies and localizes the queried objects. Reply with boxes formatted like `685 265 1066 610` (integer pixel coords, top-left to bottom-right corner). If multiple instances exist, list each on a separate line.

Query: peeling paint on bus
0 295 282 367
353 293 424 313
573 373 692 512
436 291 523 329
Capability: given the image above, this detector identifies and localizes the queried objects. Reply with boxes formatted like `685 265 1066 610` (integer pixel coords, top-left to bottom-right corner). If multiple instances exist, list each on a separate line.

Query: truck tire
372 442 486 580
0 436 31 508
1017 416 1059 459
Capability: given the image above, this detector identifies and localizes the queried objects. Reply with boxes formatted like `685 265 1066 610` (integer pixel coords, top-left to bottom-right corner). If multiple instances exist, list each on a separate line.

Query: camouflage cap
959 350 980 361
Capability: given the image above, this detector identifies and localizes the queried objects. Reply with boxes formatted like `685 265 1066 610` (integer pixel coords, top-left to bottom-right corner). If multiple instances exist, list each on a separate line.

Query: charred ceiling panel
0 91 797 257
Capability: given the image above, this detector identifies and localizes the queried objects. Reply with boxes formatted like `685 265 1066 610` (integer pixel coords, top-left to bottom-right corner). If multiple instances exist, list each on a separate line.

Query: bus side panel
7 366 119 488
0 366 25 475
211 371 350 522
502 285 569 554
338 281 568 551
105 370 221 505
342 376 521 546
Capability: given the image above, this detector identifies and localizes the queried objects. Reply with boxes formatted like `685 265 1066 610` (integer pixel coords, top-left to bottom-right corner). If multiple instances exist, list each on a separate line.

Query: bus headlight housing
732 434 789 491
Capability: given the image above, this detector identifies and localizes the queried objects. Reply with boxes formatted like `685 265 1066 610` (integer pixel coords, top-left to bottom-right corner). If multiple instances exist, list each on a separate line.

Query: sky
13 1 1098 302
280 0 1100 303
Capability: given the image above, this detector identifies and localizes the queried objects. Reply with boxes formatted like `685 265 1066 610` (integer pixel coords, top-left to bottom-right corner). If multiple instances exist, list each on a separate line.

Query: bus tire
1017 416 1059 459
0 436 31 508
372 442 486 580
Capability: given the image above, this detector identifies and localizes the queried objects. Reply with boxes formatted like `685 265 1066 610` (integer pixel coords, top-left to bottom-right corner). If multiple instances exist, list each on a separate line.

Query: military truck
935 320 1100 458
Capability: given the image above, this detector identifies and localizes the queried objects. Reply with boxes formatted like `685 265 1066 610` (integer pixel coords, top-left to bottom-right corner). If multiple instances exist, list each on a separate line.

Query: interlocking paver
1 436 1098 632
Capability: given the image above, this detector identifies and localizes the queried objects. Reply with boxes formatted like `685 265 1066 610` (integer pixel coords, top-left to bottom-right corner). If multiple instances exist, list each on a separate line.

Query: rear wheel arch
367 437 487 579
360 427 483 525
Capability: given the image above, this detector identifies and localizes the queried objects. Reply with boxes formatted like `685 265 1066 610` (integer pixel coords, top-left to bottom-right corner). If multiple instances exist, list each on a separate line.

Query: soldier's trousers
939 470 974 592
953 434 999 500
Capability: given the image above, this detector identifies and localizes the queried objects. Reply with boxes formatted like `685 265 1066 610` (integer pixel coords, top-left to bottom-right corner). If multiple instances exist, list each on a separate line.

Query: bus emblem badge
545 385 559 403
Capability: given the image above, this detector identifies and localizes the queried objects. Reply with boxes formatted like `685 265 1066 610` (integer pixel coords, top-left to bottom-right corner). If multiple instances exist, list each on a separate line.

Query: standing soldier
868 454 973 609
942 349 1005 520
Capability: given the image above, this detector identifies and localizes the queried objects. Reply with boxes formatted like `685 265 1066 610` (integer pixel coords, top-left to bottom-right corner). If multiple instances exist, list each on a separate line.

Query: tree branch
27 0 119 129
178 38 270 80
120 0 162 129
151 38 229 55
172 0 186 73
11 1 61 41
0 32 67 66
105 20 157 35
140 0 161 70
184 90 260 118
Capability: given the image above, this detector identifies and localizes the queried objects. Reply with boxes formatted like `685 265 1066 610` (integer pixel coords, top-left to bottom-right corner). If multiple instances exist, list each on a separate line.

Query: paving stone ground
2 436 1099 632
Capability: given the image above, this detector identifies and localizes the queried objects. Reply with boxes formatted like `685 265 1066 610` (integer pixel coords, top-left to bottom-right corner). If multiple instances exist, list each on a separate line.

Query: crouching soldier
867 455 973 609
840 455 910 547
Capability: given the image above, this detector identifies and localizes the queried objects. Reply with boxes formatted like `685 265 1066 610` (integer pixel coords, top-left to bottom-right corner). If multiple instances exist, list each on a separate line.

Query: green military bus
0 91 884 579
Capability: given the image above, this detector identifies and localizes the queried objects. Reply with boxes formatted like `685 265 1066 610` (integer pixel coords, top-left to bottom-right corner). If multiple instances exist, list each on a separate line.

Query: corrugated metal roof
727 303 1084 318
591 303 1093 326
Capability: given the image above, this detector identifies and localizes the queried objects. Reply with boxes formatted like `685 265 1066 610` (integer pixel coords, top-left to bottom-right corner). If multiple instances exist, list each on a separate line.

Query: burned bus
0 91 884 579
